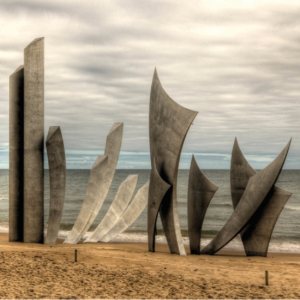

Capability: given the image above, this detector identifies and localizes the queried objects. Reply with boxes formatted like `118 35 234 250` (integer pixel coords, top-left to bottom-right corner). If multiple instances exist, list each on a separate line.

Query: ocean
0 169 299 253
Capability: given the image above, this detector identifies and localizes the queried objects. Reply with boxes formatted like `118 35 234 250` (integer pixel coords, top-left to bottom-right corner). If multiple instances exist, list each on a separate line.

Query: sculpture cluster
9 38 149 245
65 122 150 245
189 139 292 257
9 38 292 254
9 38 68 244
147 70 292 257
9 38 45 243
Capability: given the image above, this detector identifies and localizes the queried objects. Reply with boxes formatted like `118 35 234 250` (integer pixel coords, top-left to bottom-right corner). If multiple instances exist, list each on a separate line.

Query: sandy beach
0 233 299 299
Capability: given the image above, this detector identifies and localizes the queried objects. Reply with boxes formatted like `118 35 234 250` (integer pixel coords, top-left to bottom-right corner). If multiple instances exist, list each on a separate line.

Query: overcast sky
0 0 299 169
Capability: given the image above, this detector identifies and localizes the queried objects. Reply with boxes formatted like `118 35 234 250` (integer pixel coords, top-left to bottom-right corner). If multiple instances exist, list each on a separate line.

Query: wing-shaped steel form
148 160 171 252
201 139 291 255
230 138 257 208
188 155 218 254
148 69 198 255
84 174 138 243
64 122 123 244
231 138 292 256
242 187 292 256
9 65 24 242
45 126 66 245
64 156 108 244
101 180 150 242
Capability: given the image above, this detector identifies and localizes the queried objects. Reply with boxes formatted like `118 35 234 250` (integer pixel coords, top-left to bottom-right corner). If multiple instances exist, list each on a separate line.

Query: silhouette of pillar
23 37 44 243
9 66 24 242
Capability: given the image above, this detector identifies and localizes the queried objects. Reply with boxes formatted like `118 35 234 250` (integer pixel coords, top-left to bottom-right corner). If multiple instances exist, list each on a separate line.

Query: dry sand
0 233 300 299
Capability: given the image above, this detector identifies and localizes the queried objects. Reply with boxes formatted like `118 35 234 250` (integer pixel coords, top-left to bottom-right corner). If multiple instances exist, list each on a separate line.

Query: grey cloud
0 0 299 169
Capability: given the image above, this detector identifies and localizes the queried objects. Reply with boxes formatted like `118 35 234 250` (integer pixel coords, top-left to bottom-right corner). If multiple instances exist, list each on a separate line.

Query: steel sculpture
65 122 123 244
201 139 291 255
230 138 292 256
45 126 66 245
188 155 218 254
148 69 198 255
23 38 45 243
101 181 150 243
148 160 171 252
64 155 108 244
85 174 138 243
9 66 24 242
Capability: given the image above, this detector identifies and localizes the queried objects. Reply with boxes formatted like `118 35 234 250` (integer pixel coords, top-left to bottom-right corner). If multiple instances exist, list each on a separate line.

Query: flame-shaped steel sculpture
148 69 198 255
201 139 291 255
64 123 123 244
230 138 292 256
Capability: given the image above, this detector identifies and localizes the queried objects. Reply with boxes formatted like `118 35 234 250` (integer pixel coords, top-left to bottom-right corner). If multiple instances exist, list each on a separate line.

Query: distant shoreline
1 168 300 170
0 232 299 256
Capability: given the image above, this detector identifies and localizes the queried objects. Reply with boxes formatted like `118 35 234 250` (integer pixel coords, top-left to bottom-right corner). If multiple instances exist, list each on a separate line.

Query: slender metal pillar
9 66 24 242
45 126 66 244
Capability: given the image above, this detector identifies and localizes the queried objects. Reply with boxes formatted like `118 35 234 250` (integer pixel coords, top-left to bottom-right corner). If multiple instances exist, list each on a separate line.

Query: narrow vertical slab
101 181 150 243
23 37 44 243
9 65 24 242
148 160 171 252
85 174 138 243
149 69 198 255
188 155 218 254
202 139 291 255
64 155 108 244
45 126 66 245
231 138 292 256
80 122 123 239
64 122 123 244
230 138 256 208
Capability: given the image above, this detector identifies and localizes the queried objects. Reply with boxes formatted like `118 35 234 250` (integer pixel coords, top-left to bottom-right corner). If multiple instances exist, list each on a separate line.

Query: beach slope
0 233 299 299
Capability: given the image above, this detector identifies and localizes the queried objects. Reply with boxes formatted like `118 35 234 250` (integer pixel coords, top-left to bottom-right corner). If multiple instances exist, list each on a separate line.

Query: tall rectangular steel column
9 66 24 242
23 37 44 243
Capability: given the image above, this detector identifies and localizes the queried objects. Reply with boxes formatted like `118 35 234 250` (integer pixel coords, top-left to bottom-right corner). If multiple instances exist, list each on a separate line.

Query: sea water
0 169 299 253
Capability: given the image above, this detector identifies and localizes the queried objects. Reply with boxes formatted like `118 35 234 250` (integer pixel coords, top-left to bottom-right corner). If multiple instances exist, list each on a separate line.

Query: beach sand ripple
0 233 299 299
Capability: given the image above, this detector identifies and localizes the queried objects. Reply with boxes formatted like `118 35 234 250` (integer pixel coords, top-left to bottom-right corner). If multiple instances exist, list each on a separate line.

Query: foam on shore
1 222 299 254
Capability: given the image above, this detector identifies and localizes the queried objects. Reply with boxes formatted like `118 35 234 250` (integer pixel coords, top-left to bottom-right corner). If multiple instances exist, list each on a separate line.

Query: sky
0 0 299 169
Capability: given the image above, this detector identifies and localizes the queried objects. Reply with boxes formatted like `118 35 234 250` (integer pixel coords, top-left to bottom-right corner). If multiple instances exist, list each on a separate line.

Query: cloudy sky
0 0 299 169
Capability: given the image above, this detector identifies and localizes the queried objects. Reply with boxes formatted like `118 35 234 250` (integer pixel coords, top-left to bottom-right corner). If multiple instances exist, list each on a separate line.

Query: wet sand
0 233 299 299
